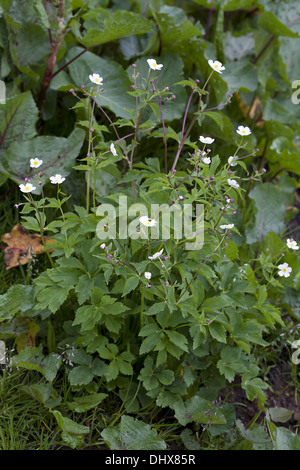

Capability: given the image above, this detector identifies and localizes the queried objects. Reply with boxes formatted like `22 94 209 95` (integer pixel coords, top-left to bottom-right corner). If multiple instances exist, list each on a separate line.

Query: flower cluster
19 159 66 193
275 239 299 278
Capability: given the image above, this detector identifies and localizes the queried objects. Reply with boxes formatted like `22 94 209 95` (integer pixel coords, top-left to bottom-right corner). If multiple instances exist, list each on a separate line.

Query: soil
219 350 300 429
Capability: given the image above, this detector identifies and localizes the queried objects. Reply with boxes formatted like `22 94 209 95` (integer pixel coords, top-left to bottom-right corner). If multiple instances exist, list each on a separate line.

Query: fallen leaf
237 93 264 127
16 319 40 353
1 223 53 270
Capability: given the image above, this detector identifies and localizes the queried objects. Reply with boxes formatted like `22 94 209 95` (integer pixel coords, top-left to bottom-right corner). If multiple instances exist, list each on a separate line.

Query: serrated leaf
36 286 70 314
122 276 140 297
0 284 35 320
140 333 162 355
68 365 94 386
165 330 188 352
155 369 174 385
145 302 167 316
75 274 95 305
208 322 227 343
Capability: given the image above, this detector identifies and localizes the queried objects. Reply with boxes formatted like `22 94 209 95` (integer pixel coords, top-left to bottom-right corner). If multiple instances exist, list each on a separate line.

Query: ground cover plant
0 0 300 451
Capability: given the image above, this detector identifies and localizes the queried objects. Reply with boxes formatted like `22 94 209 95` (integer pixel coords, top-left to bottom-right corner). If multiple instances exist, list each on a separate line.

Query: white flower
199 136 215 144
100 243 106 249
50 174 66 184
228 156 237 166
220 224 234 230
19 182 36 193
227 178 239 189
202 157 211 164
287 238 299 250
236 125 251 136
30 158 43 169
144 272 152 280
278 262 292 278
89 73 103 85
147 58 163 71
208 59 225 74
110 143 117 156
139 215 157 227
148 249 164 260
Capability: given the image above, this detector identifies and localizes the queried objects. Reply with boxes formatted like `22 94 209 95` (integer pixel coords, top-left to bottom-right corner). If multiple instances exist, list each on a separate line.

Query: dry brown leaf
1 223 53 270
238 93 264 127
16 320 40 353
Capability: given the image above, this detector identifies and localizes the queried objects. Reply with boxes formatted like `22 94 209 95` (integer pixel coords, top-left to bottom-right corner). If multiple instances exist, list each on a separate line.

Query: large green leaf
0 284 35 321
51 410 90 449
258 11 299 38
274 427 300 450
52 47 135 119
2 0 51 81
101 415 167 450
10 346 61 382
0 91 38 160
245 183 287 244
150 5 203 52
3 128 85 192
67 392 108 412
79 8 154 48
224 60 258 94
173 395 227 426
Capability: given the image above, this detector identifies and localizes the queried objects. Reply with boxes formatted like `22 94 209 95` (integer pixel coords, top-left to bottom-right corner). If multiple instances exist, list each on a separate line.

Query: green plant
1 0 300 450
1 54 299 448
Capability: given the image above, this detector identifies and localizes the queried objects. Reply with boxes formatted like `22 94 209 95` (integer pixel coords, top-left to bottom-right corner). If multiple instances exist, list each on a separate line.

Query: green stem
27 194 54 267
86 95 96 212
93 160 97 208
140 287 145 327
